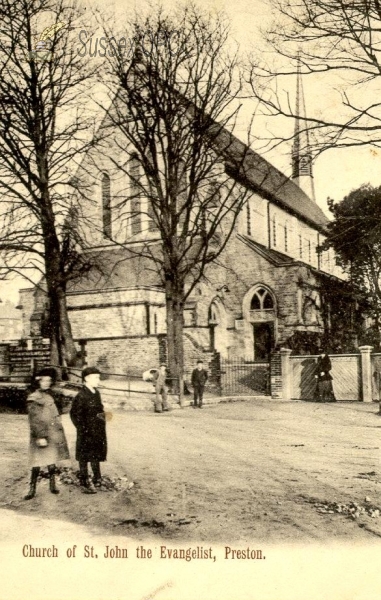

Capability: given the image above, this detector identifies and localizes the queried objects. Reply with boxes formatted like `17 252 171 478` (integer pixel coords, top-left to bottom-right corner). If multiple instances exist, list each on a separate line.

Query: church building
19 68 354 383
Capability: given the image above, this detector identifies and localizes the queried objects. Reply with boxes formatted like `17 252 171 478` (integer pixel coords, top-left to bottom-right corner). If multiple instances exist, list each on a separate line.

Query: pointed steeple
291 57 316 202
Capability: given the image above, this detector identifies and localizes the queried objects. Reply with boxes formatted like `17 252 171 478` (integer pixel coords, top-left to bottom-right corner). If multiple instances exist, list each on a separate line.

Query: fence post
359 346 373 403
280 348 293 401
270 350 282 399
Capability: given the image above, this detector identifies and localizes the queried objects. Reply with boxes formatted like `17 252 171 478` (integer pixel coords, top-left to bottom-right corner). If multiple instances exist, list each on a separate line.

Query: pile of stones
314 498 380 519
55 467 134 492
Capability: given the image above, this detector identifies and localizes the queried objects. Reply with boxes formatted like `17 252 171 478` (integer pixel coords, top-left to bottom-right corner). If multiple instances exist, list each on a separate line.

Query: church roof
96 81 327 233
238 235 296 266
67 248 162 294
215 130 327 230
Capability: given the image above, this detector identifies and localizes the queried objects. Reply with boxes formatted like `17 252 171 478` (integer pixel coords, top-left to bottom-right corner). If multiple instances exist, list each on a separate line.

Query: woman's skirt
314 380 336 402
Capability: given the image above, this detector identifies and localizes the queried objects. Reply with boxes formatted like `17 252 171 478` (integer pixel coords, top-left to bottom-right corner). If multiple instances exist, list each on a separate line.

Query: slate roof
214 128 328 230
237 235 297 266
67 248 162 294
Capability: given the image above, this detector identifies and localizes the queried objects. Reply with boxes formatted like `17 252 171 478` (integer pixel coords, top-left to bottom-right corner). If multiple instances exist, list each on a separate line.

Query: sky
100 0 381 209
1 0 381 304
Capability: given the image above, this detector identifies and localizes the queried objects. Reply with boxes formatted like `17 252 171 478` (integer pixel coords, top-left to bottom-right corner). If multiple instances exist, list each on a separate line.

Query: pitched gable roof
214 128 328 230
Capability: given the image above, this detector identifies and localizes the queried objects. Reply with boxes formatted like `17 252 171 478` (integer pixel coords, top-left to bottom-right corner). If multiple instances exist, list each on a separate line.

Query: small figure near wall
153 364 170 413
191 359 208 408
314 351 336 402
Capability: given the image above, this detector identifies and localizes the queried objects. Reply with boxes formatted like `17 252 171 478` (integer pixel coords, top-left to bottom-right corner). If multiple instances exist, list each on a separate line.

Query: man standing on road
191 360 208 408
153 364 170 413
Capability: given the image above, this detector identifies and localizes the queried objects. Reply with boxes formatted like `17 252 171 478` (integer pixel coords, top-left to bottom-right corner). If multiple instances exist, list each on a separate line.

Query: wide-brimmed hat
35 367 57 381
82 366 101 381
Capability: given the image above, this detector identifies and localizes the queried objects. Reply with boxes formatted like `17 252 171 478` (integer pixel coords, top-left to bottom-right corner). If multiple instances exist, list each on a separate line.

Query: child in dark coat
70 367 107 493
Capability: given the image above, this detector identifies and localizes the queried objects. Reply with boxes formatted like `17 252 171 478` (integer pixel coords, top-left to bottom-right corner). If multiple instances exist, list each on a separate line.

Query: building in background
0 299 22 341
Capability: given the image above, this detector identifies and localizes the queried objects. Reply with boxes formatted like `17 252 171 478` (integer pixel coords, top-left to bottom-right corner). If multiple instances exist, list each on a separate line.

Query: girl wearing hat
24 368 70 500
70 367 107 493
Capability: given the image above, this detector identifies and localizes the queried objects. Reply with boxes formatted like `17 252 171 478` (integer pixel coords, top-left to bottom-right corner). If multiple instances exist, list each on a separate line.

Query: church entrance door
253 322 274 361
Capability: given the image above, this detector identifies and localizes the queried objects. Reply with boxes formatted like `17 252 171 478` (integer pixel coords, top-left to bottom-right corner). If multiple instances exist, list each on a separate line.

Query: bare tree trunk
49 330 60 370
43 217 77 369
57 288 77 365
165 278 185 406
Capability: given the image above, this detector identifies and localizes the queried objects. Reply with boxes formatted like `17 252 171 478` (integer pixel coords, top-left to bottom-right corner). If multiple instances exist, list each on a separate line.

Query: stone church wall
82 335 161 376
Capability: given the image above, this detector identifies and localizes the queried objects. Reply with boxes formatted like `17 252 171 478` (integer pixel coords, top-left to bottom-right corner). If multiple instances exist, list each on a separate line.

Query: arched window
272 216 277 247
250 288 274 311
284 224 288 252
147 197 158 232
129 155 141 235
102 173 111 238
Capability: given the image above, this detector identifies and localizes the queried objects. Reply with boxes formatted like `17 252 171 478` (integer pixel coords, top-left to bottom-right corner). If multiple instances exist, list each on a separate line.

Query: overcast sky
1 0 380 303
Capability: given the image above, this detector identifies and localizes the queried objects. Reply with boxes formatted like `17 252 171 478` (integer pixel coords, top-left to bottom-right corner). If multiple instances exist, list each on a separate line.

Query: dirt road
1 399 381 543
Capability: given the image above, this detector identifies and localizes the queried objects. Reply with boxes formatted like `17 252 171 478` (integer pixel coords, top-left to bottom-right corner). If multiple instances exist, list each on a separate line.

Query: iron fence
219 358 270 396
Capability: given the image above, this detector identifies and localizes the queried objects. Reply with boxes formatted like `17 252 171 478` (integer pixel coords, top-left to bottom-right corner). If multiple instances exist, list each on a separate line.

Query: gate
220 358 270 396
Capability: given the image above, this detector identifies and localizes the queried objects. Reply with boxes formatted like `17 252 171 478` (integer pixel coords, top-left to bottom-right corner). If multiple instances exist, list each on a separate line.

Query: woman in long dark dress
70 366 107 493
314 352 336 402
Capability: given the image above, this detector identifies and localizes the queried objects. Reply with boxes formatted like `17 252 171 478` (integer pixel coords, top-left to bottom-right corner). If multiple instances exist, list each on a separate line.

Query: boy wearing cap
191 360 208 408
70 367 107 493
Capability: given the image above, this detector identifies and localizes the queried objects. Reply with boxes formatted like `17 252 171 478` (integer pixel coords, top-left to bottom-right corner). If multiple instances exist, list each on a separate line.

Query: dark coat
316 354 333 381
27 389 70 468
191 368 208 387
70 386 107 462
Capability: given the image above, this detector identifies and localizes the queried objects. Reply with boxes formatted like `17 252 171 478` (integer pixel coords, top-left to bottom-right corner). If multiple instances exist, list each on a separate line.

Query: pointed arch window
102 173 111 238
250 288 274 311
272 216 277 247
147 200 158 232
129 154 141 235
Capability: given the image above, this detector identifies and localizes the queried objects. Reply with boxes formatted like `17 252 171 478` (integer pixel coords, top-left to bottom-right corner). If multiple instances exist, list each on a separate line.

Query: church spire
291 57 316 202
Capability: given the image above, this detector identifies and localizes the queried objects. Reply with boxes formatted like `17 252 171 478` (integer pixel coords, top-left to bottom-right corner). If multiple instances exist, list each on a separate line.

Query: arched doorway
250 288 275 361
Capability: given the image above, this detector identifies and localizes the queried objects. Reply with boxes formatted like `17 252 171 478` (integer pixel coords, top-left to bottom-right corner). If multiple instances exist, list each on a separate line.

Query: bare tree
250 0 381 154
94 5 260 399
0 0 101 368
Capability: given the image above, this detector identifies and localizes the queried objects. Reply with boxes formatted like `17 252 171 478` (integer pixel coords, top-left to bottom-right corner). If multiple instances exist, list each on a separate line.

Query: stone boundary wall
276 346 375 402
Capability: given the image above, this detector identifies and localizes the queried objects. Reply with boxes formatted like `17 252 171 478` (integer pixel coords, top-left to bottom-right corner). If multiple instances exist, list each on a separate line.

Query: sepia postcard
1 0 381 599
